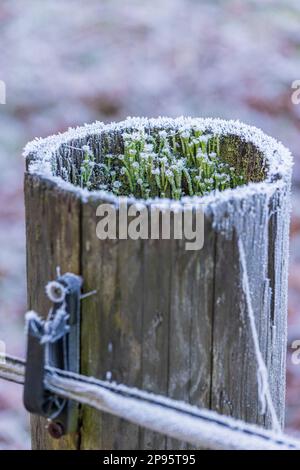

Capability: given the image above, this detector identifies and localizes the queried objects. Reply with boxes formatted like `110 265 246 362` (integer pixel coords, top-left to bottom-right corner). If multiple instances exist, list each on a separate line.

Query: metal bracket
23 273 82 438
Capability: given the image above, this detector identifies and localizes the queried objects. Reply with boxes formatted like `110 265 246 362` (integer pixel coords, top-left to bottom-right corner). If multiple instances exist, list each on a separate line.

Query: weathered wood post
24 117 292 450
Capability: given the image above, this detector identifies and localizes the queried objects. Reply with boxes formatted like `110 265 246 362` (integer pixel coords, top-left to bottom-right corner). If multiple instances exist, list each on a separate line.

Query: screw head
47 421 64 439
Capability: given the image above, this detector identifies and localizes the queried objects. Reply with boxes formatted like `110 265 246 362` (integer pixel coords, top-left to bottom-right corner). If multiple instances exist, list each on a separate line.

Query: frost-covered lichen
24 117 293 208
78 129 246 199
80 145 96 190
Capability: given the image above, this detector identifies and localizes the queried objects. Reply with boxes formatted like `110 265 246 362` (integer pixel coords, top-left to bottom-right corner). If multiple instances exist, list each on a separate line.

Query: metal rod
1 354 300 450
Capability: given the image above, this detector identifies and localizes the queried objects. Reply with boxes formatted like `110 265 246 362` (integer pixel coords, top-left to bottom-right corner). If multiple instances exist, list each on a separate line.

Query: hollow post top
23 117 293 209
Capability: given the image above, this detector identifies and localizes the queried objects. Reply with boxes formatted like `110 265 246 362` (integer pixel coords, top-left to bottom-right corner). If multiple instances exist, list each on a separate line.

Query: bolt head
47 421 64 439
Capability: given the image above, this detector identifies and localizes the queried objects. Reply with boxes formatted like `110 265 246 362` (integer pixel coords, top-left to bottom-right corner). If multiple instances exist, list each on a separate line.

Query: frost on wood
238 237 281 433
23 117 292 201
24 117 293 448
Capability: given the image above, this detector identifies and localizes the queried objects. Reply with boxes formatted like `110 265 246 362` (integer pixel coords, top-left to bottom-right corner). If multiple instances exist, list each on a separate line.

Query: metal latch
23 272 83 438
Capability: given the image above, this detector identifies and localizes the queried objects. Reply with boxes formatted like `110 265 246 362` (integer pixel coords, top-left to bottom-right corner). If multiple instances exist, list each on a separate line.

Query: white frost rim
23 116 293 207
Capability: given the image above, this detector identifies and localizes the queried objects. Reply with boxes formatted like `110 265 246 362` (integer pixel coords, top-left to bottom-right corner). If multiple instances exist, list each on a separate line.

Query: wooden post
24 117 292 450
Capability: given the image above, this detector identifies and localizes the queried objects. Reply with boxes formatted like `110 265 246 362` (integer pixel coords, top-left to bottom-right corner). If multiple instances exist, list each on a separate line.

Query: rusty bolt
47 421 64 439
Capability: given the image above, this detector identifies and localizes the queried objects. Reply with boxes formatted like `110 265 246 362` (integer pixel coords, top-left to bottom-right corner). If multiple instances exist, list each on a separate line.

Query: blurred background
0 0 300 449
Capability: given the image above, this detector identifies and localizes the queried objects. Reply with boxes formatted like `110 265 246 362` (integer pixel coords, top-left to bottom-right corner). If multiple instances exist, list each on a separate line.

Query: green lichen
80 129 246 199
80 145 95 189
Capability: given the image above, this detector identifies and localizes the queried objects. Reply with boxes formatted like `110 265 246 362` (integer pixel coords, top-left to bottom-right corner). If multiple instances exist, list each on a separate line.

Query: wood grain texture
139 238 171 450
78 205 216 450
25 173 81 450
80 198 144 449
266 185 290 426
24 118 292 450
210 191 288 429
26 179 289 449
166 216 215 450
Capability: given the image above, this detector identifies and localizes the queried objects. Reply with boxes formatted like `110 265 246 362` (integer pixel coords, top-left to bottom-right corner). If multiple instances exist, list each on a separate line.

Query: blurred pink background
0 0 300 449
